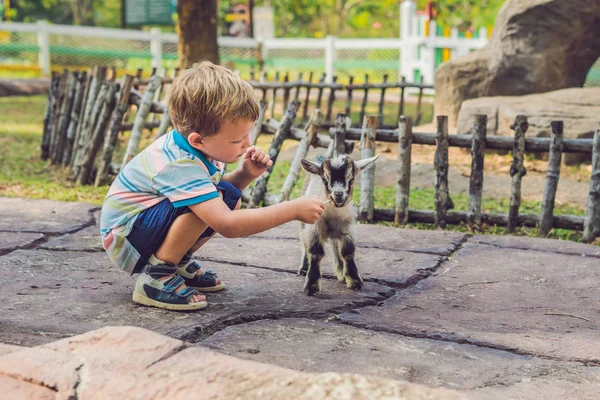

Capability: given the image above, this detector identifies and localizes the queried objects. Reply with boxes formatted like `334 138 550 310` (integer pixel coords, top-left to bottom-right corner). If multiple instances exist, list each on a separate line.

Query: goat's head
301 154 379 207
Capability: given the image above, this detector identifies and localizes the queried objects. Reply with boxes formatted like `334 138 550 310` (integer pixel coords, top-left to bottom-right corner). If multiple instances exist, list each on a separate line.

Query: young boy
100 61 325 311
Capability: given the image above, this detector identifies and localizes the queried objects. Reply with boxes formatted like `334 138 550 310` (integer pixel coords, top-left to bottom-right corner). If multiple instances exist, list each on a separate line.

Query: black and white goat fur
299 153 379 295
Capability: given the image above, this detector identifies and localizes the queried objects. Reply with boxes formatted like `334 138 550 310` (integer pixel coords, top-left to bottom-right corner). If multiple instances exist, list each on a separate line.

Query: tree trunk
71 0 95 26
177 0 220 68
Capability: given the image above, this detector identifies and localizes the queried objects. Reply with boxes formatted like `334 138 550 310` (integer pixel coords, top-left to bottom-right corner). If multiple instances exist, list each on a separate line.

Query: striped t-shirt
100 130 225 273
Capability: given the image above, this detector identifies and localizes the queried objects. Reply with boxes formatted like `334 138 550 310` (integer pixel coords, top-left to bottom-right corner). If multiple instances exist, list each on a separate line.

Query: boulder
434 0 600 127
456 87 600 164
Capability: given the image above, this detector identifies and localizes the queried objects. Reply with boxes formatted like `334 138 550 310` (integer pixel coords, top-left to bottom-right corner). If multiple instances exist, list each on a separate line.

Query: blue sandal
132 264 207 311
177 258 225 292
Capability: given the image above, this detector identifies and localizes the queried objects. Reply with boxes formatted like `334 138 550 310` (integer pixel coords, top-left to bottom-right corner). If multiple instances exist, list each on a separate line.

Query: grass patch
0 95 594 245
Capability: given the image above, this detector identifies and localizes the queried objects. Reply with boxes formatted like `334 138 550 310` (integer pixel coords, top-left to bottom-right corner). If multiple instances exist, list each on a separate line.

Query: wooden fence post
395 116 412 225
396 76 406 127
120 74 162 169
154 68 180 140
539 121 564 237
282 72 291 111
507 115 529 233
358 115 377 222
334 113 349 155
359 74 369 124
71 66 106 175
434 115 454 229
377 74 388 127
236 99 268 170
78 80 118 185
467 114 487 229
95 75 136 187
270 70 280 118
52 70 78 164
62 71 87 165
48 70 68 163
41 72 60 160
414 76 424 126
583 123 600 243
249 100 300 208
302 71 314 121
279 109 322 202
315 72 326 112
345 76 354 118
325 75 338 122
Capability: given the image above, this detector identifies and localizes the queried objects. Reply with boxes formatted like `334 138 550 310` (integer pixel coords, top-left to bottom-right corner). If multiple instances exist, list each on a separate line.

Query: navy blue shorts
127 181 242 274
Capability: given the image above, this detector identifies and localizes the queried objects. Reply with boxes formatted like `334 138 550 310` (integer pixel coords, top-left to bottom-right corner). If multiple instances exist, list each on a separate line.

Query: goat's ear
301 158 321 175
354 154 380 172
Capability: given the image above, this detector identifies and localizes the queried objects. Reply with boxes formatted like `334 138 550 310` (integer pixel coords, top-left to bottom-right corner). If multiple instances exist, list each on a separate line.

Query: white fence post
36 20 51 76
399 0 417 81
150 27 163 73
325 35 336 83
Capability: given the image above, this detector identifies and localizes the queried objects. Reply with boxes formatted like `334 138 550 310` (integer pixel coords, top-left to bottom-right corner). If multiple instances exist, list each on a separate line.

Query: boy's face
188 120 254 164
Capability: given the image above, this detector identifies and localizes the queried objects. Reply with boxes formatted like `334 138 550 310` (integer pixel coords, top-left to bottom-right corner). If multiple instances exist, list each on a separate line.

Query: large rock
0 326 464 400
456 87 600 163
435 0 600 127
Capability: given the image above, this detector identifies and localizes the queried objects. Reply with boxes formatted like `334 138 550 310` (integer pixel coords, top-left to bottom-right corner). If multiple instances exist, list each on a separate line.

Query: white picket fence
0 0 489 85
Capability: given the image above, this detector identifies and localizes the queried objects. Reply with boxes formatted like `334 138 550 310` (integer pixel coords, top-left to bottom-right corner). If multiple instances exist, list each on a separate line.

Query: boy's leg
173 181 242 292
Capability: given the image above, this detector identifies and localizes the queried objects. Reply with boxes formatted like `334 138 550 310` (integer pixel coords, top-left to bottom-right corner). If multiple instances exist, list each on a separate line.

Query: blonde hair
168 61 259 138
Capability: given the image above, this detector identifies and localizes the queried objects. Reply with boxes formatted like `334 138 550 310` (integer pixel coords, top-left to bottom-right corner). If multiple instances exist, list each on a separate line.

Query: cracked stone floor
1 197 599 399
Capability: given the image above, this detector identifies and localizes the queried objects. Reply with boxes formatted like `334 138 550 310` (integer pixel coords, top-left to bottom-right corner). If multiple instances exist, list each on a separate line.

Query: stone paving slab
472 234 600 258
198 236 442 288
0 326 463 400
0 231 45 255
0 343 22 356
0 198 97 234
201 318 600 398
339 243 600 364
0 249 393 347
40 225 104 252
252 221 467 255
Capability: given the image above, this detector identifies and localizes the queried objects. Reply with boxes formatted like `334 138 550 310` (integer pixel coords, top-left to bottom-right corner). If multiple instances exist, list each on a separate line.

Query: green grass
0 95 107 205
0 95 594 245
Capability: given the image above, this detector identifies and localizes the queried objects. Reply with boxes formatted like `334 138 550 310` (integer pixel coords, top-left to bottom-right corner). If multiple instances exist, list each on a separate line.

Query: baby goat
299 153 379 295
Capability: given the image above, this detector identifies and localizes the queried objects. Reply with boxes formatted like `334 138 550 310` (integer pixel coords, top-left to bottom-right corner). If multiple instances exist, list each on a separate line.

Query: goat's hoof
345 276 363 290
297 268 308 276
304 280 320 296
335 270 345 282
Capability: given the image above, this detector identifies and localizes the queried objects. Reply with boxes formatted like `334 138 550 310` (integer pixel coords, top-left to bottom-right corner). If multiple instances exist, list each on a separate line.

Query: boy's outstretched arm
222 146 272 190
189 195 324 238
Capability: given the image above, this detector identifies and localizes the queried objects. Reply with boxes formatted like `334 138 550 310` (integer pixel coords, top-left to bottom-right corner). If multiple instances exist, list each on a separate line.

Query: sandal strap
145 263 177 279
162 275 186 293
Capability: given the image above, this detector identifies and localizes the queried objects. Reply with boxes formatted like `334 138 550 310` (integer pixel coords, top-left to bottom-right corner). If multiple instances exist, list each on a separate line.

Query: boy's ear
187 132 203 147
301 158 321 175
354 154 380 172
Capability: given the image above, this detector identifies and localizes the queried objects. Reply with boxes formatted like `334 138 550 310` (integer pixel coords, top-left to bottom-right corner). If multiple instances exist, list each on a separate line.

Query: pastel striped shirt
100 130 224 273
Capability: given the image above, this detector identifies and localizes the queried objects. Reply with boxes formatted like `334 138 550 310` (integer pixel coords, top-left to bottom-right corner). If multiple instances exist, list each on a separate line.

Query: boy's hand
292 196 325 224
241 146 273 179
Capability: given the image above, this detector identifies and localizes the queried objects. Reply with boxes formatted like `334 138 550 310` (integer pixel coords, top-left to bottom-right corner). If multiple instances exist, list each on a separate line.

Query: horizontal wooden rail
332 127 594 154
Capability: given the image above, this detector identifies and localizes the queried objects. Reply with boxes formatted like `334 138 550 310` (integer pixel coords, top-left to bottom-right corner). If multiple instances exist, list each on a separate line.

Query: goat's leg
304 235 325 296
340 235 363 290
298 247 309 276
331 239 346 282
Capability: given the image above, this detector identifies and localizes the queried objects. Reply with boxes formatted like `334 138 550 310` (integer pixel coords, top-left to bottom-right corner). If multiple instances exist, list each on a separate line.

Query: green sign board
125 0 175 26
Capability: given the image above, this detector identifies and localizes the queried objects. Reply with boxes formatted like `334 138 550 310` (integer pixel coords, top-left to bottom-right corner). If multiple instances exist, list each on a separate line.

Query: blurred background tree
7 0 504 35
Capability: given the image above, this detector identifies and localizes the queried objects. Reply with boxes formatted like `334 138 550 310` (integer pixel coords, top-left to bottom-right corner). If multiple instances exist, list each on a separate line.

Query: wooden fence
40 70 600 243
243 103 600 244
